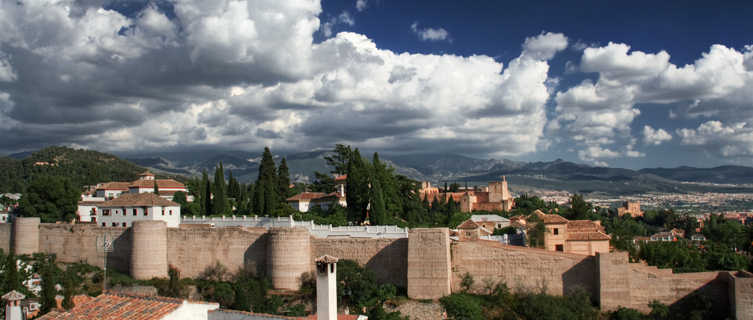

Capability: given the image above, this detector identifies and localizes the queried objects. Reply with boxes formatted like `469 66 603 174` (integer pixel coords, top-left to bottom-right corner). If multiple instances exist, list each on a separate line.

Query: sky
1 0 753 169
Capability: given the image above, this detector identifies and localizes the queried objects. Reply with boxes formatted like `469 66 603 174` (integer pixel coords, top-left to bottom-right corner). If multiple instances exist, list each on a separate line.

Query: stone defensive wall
2 218 751 317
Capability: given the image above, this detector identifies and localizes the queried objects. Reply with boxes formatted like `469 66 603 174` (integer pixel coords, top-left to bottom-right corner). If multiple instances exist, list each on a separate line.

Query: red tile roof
36 293 183 320
130 179 185 189
457 219 480 230
97 182 131 191
100 193 178 207
567 231 611 241
287 192 328 202
567 220 605 233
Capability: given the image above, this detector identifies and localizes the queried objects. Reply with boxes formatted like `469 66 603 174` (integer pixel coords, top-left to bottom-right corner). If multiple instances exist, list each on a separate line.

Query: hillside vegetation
0 146 146 193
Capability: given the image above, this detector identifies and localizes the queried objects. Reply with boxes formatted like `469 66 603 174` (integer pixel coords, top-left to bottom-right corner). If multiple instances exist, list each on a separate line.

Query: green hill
0 146 148 193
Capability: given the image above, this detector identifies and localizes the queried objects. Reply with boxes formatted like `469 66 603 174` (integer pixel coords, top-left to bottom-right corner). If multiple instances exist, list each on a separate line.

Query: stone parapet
13 217 40 255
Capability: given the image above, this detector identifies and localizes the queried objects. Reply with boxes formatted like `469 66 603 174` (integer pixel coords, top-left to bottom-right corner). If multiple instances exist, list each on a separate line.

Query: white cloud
0 0 560 158
552 41 753 162
677 121 753 157
522 32 568 60
410 22 450 42
0 56 15 82
356 0 367 12
642 125 672 146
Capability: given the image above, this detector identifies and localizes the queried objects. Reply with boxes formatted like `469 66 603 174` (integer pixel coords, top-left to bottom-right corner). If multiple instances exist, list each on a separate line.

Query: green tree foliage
336 260 397 313
212 163 227 215
324 144 353 175
227 171 241 200
345 149 370 223
17 175 79 222
370 177 387 225
508 194 558 216
277 158 291 200
201 170 211 216
0 146 145 193
440 293 484 320
703 213 747 250
153 180 159 195
254 147 279 216
36 255 61 314
562 194 596 220
1 251 23 294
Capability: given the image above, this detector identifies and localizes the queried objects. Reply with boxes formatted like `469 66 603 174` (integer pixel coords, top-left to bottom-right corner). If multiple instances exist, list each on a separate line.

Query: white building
94 193 181 228
286 175 347 212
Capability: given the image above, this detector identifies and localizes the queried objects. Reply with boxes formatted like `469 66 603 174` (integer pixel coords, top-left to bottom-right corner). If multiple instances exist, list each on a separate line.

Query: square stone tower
316 255 339 320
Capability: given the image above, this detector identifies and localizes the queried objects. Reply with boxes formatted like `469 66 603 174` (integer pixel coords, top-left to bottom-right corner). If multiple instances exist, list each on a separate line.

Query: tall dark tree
345 149 370 223
324 144 353 175
202 170 212 216
277 158 291 200
2 252 22 294
227 171 240 200
255 147 279 216
212 163 226 215
17 175 79 222
153 180 160 195
370 178 387 225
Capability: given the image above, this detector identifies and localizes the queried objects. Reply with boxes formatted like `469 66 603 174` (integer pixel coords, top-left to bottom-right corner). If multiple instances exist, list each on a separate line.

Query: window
132 208 136 216
111 222 117 227
103 209 110 216
466 232 471 237
553 228 559 235
162 209 165 216
122 222 127 227
144 209 148 216
555 244 564 251
169 210 172 216
102 223 106 227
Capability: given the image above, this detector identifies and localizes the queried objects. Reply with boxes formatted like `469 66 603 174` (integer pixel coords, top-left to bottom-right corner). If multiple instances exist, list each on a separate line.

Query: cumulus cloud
0 0 561 159
643 125 672 145
522 32 568 60
552 41 753 163
677 121 753 157
410 22 450 42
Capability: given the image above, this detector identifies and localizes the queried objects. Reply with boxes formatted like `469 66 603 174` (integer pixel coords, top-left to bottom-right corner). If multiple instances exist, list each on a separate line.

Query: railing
181 215 409 239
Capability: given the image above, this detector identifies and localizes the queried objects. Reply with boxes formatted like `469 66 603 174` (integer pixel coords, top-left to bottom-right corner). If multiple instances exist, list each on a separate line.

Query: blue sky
1 0 753 168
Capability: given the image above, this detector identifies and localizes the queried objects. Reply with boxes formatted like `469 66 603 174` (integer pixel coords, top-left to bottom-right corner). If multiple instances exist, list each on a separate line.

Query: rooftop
100 193 178 207
470 214 509 223
36 293 183 320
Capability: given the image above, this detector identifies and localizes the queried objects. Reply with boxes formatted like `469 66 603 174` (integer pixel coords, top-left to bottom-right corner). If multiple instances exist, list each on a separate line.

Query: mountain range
113 149 753 196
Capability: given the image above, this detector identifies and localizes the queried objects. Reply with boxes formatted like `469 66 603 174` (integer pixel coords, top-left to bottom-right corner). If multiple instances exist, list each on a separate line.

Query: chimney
54 295 64 310
315 255 338 320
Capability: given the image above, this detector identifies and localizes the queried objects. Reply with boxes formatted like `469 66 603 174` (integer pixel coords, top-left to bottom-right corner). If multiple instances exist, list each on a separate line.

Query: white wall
96 205 181 228
162 301 219 320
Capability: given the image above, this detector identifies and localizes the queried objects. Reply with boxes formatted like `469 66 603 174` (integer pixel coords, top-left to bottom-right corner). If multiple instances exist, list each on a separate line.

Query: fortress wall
452 240 596 297
312 237 408 287
38 224 132 273
167 226 268 279
728 272 753 320
0 223 11 253
598 252 729 315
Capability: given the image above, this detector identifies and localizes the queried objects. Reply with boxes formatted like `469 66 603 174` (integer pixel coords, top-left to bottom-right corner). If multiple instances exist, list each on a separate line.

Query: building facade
94 193 181 228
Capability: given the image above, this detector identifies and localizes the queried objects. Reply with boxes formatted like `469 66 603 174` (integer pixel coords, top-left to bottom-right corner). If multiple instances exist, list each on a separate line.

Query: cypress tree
153 180 160 195
277 158 291 200
346 149 369 222
200 171 209 215
212 163 226 215
203 171 212 216
227 171 237 199
256 147 279 216
370 178 387 225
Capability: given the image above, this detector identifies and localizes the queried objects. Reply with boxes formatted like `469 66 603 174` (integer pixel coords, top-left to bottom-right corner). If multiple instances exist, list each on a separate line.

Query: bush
439 293 484 320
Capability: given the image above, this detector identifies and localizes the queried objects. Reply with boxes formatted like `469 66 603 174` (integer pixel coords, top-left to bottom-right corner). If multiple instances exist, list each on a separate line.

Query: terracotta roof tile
567 231 611 241
534 210 569 224
100 193 178 207
130 179 185 189
457 219 480 230
36 293 182 320
287 192 328 201
97 182 132 191
567 220 604 233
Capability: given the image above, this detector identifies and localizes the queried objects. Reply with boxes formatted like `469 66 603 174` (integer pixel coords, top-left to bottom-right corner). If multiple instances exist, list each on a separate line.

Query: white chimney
315 255 338 320
2 290 25 320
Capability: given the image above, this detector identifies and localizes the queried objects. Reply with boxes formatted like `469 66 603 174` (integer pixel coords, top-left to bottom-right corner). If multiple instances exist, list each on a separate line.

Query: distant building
77 171 189 223
456 219 492 241
617 201 643 217
286 175 347 212
94 193 181 228
470 214 510 230
649 228 685 242
420 176 514 213
533 210 610 256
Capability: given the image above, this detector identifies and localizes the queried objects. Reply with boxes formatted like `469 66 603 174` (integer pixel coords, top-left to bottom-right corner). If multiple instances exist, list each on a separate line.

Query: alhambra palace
3 176 751 319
